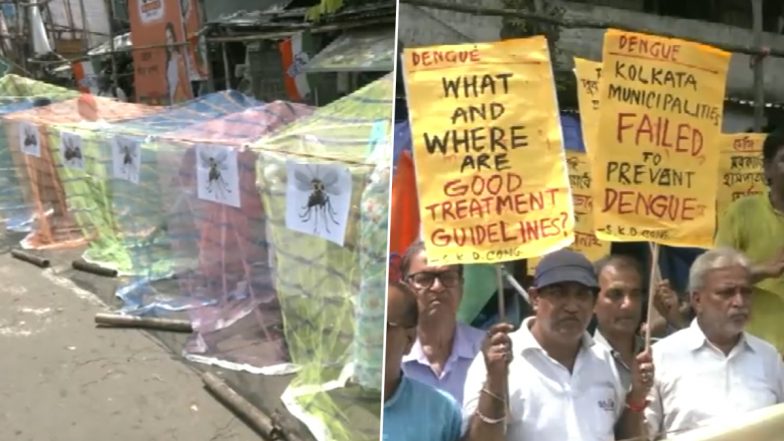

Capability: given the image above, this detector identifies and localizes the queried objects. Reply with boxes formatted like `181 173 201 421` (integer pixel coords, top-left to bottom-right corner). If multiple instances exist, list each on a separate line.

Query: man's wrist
484 374 506 393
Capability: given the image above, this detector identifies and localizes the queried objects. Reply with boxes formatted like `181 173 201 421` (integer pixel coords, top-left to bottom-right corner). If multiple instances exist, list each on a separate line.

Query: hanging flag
279 32 311 101
73 59 100 94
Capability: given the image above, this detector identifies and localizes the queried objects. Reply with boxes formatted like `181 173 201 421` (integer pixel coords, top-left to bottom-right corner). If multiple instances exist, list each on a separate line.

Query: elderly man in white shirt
646 247 784 440
462 249 655 441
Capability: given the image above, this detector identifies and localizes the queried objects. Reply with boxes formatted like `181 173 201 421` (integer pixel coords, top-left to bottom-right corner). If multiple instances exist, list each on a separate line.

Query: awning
87 32 131 57
305 27 395 73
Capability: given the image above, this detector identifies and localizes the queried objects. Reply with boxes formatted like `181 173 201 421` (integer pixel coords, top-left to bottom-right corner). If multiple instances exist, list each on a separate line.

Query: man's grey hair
688 247 751 292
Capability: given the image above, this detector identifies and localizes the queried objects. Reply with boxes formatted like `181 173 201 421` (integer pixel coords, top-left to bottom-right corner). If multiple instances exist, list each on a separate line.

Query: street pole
105 0 118 93
752 0 765 131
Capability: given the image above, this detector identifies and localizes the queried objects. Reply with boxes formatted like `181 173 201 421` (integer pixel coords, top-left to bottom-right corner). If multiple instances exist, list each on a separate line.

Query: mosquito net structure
3 95 161 249
133 102 313 373
49 91 261 279
251 75 392 441
0 76 78 232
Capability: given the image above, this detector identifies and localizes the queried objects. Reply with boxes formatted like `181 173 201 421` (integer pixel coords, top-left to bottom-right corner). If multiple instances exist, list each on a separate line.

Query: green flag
458 263 499 324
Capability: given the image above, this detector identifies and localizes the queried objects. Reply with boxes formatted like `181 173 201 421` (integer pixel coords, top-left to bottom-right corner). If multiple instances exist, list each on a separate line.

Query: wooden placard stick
645 243 661 351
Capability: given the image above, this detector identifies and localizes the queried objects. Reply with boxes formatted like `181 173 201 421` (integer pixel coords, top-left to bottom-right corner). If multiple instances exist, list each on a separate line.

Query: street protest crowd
383 28 784 441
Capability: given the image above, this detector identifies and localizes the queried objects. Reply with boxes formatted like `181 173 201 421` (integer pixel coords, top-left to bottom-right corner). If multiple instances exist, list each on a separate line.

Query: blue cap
534 249 598 290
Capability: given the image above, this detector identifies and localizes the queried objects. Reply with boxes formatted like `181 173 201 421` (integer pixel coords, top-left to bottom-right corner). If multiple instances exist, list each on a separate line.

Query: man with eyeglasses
462 249 654 441
383 281 462 441
645 247 784 440
400 240 485 404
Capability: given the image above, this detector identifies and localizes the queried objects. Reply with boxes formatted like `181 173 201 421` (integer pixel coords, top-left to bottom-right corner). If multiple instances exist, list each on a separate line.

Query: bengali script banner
574 57 602 161
592 29 730 247
718 133 767 215
403 36 573 265
530 150 611 269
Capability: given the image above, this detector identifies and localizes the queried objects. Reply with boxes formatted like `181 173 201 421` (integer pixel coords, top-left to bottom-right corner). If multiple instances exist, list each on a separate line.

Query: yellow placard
403 36 573 265
530 150 612 269
574 57 602 161
592 29 730 247
718 133 767 215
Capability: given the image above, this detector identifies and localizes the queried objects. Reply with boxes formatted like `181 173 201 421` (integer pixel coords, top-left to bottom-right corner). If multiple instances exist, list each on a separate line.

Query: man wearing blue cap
461 249 655 441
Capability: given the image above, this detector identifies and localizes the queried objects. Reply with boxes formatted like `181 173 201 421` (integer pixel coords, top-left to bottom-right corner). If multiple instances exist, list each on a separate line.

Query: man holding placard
461 250 654 441
716 131 784 355
592 254 646 391
645 248 784 439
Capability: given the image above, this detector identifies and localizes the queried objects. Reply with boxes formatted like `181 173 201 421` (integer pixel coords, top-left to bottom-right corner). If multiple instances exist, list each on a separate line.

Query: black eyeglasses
406 270 461 289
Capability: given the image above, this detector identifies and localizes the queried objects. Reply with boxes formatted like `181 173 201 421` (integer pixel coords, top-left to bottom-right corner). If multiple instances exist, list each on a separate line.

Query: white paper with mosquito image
196 144 241 208
18 122 41 157
285 160 352 246
60 131 84 169
110 135 142 185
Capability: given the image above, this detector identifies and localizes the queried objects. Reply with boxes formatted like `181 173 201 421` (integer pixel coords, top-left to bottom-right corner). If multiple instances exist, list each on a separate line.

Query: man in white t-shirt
645 247 784 440
462 249 654 441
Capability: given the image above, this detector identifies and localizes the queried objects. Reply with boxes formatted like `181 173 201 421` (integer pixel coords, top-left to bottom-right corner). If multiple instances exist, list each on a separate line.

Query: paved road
0 251 260 441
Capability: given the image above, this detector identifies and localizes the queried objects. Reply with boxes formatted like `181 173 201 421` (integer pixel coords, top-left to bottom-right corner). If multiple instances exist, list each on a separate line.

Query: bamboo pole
11 249 50 267
72 259 118 277
202 372 306 441
645 243 660 351
94 312 193 332
104 0 118 93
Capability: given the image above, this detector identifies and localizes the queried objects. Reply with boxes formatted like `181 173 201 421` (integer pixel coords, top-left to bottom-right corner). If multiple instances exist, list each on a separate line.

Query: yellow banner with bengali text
403 36 574 265
718 133 767 216
574 57 602 162
592 29 730 248
529 150 612 269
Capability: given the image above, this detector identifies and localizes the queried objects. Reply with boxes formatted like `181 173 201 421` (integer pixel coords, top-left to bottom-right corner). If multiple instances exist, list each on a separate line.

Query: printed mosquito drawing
295 165 341 234
23 127 37 148
119 141 137 178
63 136 82 164
199 148 231 199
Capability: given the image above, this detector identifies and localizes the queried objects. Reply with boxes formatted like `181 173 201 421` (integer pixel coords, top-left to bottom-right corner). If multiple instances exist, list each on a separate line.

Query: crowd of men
382 131 784 440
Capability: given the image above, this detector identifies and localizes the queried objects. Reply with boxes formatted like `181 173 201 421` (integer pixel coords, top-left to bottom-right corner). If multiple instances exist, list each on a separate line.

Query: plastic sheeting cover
3 96 161 249
252 74 393 441
51 91 262 276
0 75 78 231
136 101 313 374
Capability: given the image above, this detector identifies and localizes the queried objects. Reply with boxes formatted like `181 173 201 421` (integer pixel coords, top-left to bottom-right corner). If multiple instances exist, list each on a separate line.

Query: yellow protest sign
592 29 730 248
530 150 612 269
718 133 767 215
403 36 573 265
574 57 602 160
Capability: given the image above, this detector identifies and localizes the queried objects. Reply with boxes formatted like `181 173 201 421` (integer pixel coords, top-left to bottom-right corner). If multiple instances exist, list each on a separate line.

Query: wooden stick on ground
11 249 50 268
202 371 304 441
94 313 193 333
72 259 118 277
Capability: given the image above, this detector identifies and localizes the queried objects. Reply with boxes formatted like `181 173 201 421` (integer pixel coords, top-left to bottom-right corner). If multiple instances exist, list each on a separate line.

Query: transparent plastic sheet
3 97 161 249
133 102 313 374
0 76 78 231
253 75 393 441
51 91 261 278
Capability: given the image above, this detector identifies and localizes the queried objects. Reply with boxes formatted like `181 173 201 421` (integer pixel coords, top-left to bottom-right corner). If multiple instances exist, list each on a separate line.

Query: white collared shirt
645 319 784 439
462 317 626 441
593 329 645 393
